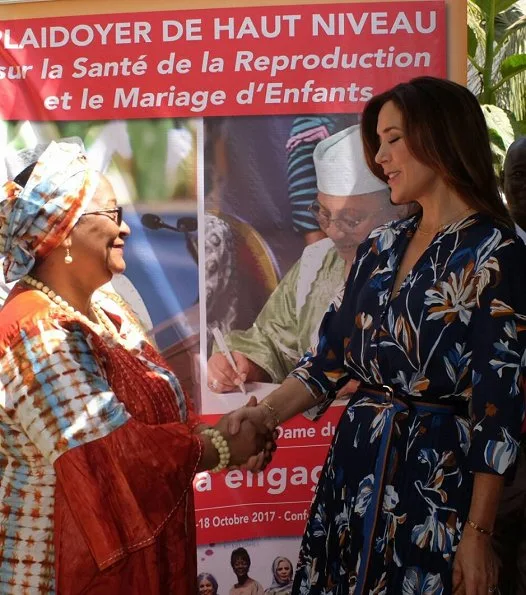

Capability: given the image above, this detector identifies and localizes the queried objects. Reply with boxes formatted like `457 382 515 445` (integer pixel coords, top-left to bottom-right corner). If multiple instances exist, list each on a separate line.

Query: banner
0 0 466 592
1 4 445 119
195 405 343 543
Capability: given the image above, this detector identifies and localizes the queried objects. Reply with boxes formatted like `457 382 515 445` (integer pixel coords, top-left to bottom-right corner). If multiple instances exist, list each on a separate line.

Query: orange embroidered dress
0 286 202 594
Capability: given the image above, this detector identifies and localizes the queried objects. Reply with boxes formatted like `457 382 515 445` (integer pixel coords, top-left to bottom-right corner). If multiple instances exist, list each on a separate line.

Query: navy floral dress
290 213 526 594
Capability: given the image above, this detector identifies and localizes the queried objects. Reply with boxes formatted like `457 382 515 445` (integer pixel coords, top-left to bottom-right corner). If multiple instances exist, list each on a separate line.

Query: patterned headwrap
0 141 99 282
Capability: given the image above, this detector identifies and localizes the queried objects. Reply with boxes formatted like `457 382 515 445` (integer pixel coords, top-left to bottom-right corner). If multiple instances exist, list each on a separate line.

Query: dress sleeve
288 227 400 421
3 319 202 570
221 260 301 383
467 238 526 476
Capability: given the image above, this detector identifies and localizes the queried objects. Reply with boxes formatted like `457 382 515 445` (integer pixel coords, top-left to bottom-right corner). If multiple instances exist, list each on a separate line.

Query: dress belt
357 383 467 416
350 383 464 592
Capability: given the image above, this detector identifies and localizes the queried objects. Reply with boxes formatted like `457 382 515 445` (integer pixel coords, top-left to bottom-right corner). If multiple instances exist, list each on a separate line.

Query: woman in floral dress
229 77 526 594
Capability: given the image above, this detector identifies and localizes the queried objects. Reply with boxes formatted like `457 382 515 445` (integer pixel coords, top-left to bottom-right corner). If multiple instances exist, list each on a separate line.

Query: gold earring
64 247 73 264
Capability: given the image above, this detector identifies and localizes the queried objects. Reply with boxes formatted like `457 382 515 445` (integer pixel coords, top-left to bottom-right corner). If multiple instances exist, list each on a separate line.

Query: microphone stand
141 213 198 265
184 233 199 265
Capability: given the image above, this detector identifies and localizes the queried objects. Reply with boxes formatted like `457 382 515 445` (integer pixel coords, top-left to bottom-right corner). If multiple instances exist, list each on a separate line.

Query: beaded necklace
22 274 122 342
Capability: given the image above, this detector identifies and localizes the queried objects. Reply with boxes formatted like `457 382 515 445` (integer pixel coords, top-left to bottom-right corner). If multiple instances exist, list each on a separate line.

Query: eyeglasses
80 207 123 226
308 201 388 232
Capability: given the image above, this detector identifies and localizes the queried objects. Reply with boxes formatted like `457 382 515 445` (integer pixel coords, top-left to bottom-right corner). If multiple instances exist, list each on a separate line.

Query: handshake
201 396 279 473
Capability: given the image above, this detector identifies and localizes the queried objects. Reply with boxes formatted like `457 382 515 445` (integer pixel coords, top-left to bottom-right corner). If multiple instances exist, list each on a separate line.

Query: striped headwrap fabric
0 141 99 282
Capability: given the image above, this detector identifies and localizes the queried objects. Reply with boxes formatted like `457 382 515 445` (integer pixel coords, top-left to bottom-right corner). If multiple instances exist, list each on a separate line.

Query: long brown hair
361 76 513 229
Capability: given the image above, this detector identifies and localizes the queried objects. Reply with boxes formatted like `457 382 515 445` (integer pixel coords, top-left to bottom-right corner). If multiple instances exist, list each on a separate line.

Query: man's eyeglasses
308 201 387 232
81 207 123 226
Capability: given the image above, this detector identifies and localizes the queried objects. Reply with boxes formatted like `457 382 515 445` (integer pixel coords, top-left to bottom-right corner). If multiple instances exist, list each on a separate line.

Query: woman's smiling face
374 100 439 206
69 174 130 286
198 578 214 595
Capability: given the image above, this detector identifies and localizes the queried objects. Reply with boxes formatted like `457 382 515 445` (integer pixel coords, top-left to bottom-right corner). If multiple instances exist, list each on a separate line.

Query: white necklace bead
22 274 122 342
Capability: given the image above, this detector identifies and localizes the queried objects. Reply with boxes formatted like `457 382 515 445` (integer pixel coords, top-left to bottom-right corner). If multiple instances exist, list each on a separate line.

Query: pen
212 327 247 394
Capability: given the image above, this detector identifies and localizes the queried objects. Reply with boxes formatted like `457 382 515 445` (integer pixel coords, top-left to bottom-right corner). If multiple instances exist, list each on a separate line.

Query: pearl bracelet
202 428 230 473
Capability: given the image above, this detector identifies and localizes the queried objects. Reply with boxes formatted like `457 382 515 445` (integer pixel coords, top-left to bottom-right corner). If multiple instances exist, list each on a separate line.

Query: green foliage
4 118 196 203
126 119 171 202
500 52 526 79
482 104 516 172
468 0 526 175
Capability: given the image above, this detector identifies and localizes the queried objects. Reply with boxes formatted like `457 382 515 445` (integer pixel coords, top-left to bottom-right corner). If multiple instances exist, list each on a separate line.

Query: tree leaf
495 9 524 41
515 119 526 135
499 14 526 45
495 3 526 44
488 130 507 176
471 0 492 18
56 121 104 148
481 104 516 175
509 113 524 136
488 127 509 153
496 0 522 15
500 53 526 78
468 25 479 57
126 119 172 202
482 104 516 148
482 105 515 147
468 1 488 41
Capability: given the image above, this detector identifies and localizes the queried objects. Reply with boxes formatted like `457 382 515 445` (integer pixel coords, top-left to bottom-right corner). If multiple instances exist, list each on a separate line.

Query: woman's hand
226 396 277 436
222 396 278 471
239 428 278 473
211 397 275 467
453 525 500 595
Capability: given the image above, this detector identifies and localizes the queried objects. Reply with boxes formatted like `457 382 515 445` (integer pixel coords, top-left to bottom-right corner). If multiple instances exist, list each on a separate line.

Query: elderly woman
0 141 270 594
197 572 220 595
265 556 293 595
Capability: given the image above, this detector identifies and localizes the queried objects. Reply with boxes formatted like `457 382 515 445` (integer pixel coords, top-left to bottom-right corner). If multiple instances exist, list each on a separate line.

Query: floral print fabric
290 214 526 594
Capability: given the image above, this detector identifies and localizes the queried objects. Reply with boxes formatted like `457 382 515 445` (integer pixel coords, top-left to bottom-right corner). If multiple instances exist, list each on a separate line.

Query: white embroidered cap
313 124 388 196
